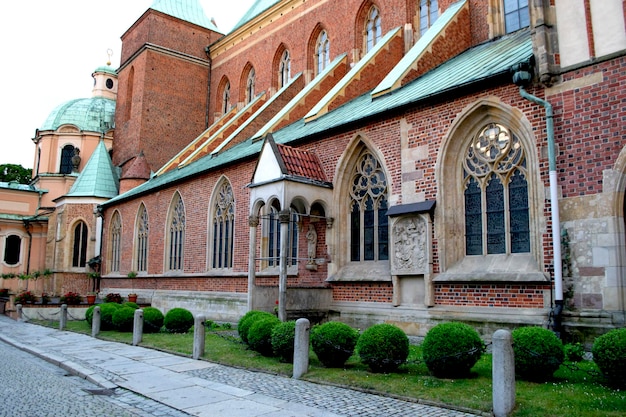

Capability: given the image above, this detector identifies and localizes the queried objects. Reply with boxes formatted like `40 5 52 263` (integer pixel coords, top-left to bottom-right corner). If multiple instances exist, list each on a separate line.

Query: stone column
193 314 206 360
293 318 311 379
132 309 144 346
60 304 68 330
278 210 291 322
91 306 101 337
247 215 259 311
493 329 515 417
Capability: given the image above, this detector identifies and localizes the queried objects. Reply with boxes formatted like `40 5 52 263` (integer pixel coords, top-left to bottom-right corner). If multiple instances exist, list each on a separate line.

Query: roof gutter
512 62 563 335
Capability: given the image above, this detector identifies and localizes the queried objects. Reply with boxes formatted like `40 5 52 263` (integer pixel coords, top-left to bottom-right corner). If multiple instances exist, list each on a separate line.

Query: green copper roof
66 140 119 198
93 65 116 75
231 0 281 32
41 97 115 132
102 29 532 207
151 0 218 31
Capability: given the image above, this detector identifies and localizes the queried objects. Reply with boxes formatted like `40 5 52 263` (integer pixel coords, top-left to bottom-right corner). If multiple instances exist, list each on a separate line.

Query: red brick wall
332 282 393 302
435 284 551 308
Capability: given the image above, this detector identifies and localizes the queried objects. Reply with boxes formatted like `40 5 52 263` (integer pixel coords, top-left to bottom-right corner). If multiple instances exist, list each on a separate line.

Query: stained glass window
168 194 185 271
212 181 235 269
136 204 148 272
350 149 388 261
463 123 529 255
110 212 122 272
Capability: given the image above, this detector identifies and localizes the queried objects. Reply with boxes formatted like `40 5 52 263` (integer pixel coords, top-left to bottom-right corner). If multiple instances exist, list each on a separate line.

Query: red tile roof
275 143 327 183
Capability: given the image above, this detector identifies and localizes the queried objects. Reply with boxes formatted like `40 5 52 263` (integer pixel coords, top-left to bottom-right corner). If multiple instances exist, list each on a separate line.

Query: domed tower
31 64 117 208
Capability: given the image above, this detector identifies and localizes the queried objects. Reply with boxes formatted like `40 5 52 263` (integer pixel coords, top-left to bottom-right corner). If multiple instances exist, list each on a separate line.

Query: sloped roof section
102 30 532 207
122 151 152 180
372 0 468 98
151 0 218 31
66 140 119 198
231 0 281 32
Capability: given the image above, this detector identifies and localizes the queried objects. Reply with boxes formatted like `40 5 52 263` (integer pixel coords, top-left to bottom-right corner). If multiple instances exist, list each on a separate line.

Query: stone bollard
493 329 515 417
59 304 68 331
92 306 101 337
16 304 23 322
133 309 144 346
293 318 311 379
193 315 206 360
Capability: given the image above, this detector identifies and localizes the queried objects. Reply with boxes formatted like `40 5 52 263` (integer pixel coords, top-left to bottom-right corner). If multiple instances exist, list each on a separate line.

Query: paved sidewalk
0 315 484 417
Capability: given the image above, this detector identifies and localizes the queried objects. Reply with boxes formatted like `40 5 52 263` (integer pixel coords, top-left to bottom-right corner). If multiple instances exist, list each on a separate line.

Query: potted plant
60 291 83 305
127 271 138 302
40 292 51 305
86 292 97 305
0 288 9 297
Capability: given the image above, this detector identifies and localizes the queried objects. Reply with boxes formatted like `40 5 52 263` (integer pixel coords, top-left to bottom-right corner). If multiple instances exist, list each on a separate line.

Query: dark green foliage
512 326 564 381
271 320 296 362
422 322 485 378
356 323 409 373
100 303 122 330
85 305 95 326
123 302 139 309
0 163 32 184
164 308 194 333
592 328 626 387
564 342 585 362
311 321 359 368
112 306 136 332
237 310 275 344
248 316 281 356
143 307 164 333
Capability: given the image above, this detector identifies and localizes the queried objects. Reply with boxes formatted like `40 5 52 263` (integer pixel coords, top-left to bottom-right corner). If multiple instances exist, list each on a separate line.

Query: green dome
41 97 116 132
93 65 117 75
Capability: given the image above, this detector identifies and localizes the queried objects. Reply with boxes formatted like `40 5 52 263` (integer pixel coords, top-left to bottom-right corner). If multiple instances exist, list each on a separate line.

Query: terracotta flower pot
128 294 138 303
86 294 96 305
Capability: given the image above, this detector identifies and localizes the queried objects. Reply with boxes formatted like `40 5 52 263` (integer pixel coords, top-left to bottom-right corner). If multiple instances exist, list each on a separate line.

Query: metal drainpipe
513 64 564 334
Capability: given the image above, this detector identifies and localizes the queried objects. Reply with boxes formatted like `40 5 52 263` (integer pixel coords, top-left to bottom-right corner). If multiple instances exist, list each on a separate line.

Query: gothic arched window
110 212 122 272
136 204 149 272
222 81 231 114
463 123 530 255
246 67 255 104
72 221 88 267
211 180 235 269
316 30 330 75
167 193 185 271
419 0 439 36
279 50 291 88
366 6 382 52
350 149 388 261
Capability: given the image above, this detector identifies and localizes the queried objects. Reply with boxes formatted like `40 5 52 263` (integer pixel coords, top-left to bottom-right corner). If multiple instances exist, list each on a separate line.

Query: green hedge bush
592 328 626 386
238 311 275 345
422 322 485 378
248 316 281 356
356 323 409 373
311 321 359 368
85 305 95 326
143 307 164 333
271 320 296 362
99 302 122 330
123 302 139 310
164 308 194 333
512 326 564 381
112 306 136 332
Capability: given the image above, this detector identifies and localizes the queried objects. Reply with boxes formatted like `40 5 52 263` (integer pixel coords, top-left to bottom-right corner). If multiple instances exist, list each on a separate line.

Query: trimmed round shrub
123 302 139 309
238 310 275 345
143 307 164 333
357 324 409 373
164 308 194 333
512 326 564 381
311 321 359 368
271 320 296 362
248 316 281 356
85 305 96 326
99 302 122 330
112 306 136 332
422 322 485 378
592 328 626 386
564 342 585 362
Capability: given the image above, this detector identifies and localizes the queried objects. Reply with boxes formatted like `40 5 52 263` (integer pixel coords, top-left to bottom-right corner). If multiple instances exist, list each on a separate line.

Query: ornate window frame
135 203 149 272
166 192 186 272
210 178 235 270
435 99 546 282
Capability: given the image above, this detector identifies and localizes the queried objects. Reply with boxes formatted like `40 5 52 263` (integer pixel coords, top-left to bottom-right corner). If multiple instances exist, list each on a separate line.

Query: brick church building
10 0 625 341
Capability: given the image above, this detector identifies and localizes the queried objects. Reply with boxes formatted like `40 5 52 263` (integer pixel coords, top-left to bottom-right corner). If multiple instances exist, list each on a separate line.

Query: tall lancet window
136 204 149 272
168 194 186 271
212 181 235 269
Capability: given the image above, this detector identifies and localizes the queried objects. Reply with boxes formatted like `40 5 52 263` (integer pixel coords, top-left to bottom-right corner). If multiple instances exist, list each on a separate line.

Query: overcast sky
0 0 255 169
